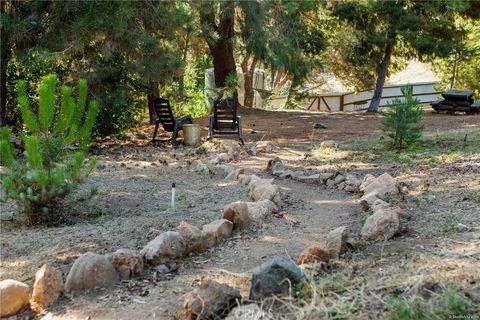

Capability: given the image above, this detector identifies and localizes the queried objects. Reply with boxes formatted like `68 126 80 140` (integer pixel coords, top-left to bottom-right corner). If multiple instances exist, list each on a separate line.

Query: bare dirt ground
1 108 479 319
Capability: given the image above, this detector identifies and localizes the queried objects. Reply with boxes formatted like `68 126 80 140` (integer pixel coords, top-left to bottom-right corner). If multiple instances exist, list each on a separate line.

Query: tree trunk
450 50 458 89
200 1 236 89
0 2 9 127
147 85 159 124
367 42 394 112
241 54 257 107
272 74 291 96
178 32 190 99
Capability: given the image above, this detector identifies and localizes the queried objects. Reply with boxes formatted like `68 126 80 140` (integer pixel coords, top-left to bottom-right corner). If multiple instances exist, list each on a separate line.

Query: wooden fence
304 81 441 112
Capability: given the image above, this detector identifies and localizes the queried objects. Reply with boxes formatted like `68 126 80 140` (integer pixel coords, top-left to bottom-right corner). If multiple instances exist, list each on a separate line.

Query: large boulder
0 279 29 317
296 246 330 265
361 207 401 241
175 279 241 320
177 222 206 254
65 252 119 292
223 201 252 230
249 257 305 300
140 231 186 265
202 219 233 247
31 264 63 309
325 226 348 259
108 249 144 280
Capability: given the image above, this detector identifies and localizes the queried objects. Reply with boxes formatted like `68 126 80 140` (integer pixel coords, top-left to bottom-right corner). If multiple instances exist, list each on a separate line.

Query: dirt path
1 108 478 319
0 146 358 319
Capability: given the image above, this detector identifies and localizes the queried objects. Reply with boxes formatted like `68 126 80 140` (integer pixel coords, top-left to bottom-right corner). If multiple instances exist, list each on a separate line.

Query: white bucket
183 124 201 146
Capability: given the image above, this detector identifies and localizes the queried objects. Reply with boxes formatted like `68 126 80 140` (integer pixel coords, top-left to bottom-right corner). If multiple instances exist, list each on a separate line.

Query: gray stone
249 257 305 300
140 231 186 265
326 179 336 188
225 168 244 181
334 174 345 184
293 174 321 184
320 172 335 182
266 157 284 175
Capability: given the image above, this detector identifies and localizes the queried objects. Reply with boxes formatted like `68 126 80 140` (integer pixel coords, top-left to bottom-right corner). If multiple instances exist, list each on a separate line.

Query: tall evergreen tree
330 0 455 112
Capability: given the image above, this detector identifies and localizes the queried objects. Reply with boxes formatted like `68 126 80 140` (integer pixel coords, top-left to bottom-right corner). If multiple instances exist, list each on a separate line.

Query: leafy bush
0 75 98 225
380 85 424 150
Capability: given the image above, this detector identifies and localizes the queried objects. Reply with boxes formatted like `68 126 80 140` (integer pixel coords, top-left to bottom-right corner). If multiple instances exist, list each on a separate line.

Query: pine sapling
0 75 98 225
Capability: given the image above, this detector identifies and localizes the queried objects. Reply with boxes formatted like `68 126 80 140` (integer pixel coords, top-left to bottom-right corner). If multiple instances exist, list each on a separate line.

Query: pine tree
329 1 456 112
0 75 97 225
380 85 424 150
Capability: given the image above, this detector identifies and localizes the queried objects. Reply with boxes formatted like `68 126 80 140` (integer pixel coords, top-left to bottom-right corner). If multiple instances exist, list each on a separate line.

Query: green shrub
0 75 98 225
380 85 424 150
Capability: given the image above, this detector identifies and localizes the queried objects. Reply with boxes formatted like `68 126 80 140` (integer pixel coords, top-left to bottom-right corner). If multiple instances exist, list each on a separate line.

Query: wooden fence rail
304 81 441 112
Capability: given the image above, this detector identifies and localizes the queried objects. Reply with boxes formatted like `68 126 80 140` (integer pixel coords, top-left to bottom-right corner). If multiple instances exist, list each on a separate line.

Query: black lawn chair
151 97 192 143
207 93 244 144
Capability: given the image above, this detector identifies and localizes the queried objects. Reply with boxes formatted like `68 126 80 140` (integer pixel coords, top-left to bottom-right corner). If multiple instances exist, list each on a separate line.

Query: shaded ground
1 108 479 319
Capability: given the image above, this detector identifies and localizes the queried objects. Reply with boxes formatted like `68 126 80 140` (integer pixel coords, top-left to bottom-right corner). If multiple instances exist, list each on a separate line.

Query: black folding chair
207 93 244 144
151 97 192 143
